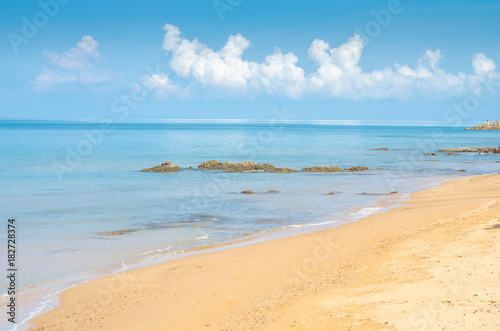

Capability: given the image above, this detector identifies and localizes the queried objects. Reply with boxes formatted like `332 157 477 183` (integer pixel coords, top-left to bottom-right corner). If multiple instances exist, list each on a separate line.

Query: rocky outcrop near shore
141 161 182 172
345 166 369 172
142 160 370 173
302 166 344 172
197 160 295 173
438 147 500 154
465 120 500 130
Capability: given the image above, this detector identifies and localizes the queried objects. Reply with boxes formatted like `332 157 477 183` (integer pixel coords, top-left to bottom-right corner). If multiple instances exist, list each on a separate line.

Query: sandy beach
32 174 500 330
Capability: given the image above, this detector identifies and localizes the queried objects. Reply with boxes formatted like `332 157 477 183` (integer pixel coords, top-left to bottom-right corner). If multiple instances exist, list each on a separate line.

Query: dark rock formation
141 161 182 172
345 166 369 172
301 166 344 173
241 190 255 194
438 147 500 154
198 160 268 172
198 160 296 173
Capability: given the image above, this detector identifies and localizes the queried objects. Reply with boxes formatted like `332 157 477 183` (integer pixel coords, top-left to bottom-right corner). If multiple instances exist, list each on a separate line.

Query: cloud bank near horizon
150 24 498 99
34 24 499 99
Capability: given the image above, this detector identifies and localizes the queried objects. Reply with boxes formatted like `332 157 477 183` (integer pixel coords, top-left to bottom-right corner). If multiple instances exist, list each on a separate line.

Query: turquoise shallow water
0 120 499 328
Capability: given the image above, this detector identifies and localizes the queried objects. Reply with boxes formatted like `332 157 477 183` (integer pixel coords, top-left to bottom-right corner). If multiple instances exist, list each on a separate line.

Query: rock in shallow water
267 167 297 173
301 166 344 173
141 161 182 172
438 147 500 154
198 160 297 173
345 166 369 172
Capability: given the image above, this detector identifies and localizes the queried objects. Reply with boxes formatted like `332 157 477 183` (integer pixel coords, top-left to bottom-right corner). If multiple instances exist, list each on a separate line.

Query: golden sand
32 174 500 330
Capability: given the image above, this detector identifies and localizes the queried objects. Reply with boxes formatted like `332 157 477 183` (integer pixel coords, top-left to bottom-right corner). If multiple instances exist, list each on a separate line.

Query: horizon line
0 118 486 127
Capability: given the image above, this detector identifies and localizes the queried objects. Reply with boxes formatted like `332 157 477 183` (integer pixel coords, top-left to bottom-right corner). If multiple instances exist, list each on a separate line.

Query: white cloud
162 23 305 97
33 36 115 92
141 73 187 97
472 53 497 76
158 24 499 99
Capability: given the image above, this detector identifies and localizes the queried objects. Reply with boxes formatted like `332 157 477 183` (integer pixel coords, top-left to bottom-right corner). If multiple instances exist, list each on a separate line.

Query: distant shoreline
465 120 500 130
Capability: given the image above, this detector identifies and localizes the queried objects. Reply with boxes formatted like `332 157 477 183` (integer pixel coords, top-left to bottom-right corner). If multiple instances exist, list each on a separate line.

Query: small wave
286 220 339 229
195 234 209 240
285 207 385 230
133 247 172 258
350 207 384 218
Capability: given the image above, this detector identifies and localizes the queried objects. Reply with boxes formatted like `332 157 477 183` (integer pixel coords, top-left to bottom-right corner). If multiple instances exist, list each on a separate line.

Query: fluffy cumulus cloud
161 23 305 97
33 36 115 92
154 24 499 99
140 73 187 97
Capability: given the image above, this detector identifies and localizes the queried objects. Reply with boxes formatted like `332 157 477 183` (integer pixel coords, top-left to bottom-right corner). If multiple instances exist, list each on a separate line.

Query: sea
0 120 499 330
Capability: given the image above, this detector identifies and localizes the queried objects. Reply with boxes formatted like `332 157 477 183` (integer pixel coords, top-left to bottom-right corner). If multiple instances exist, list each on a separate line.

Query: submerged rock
241 190 255 194
267 167 297 173
438 147 500 154
345 166 369 172
141 161 182 172
323 192 336 195
358 191 398 196
98 229 138 236
266 190 279 194
425 153 436 156
370 147 389 150
301 166 344 173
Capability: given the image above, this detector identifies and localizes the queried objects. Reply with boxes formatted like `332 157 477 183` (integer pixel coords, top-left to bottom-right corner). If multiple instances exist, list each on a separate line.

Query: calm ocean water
1 120 499 329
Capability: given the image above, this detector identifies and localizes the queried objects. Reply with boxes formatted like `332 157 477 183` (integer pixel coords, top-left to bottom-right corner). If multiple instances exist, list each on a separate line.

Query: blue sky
0 0 499 121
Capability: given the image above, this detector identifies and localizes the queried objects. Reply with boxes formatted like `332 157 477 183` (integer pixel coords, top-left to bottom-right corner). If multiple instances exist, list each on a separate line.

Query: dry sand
32 174 500 330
